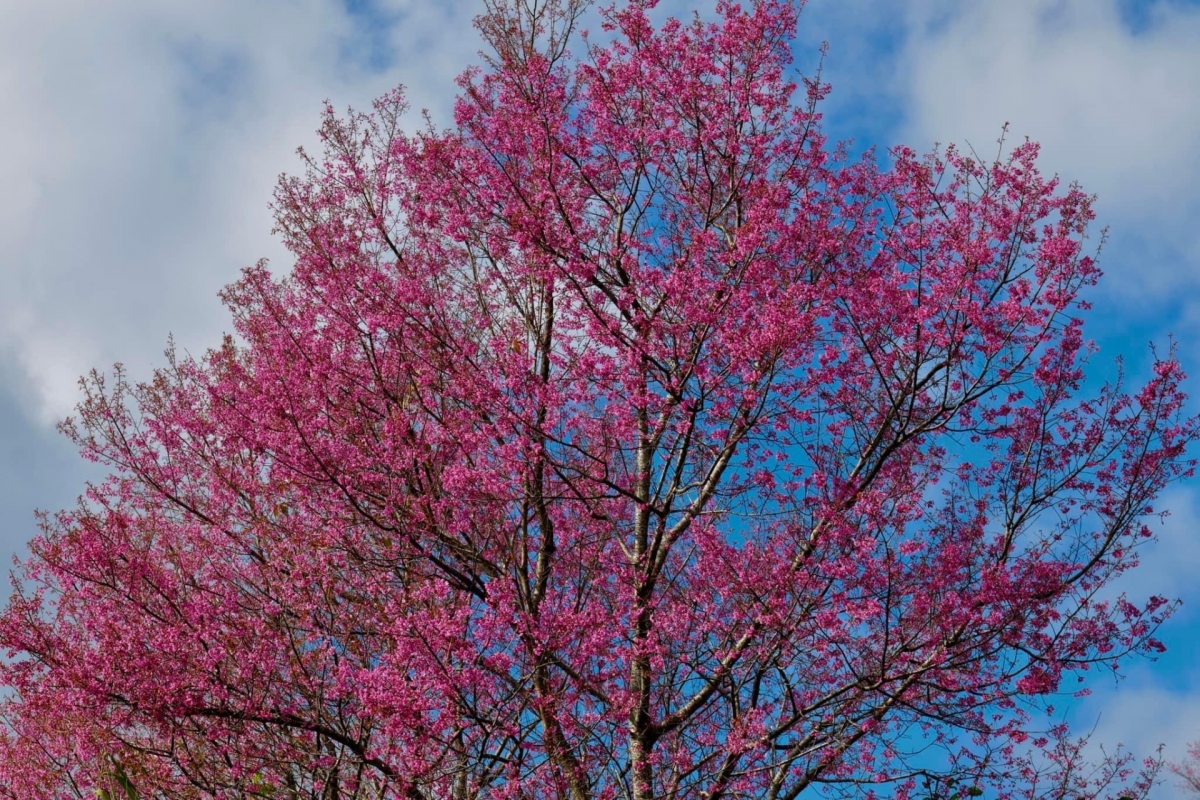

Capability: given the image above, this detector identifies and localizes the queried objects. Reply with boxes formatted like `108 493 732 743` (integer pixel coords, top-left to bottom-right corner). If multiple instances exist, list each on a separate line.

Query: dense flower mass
0 1 1194 798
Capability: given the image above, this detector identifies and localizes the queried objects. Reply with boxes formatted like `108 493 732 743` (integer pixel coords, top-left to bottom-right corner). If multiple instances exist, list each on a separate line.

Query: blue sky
0 0 1197 793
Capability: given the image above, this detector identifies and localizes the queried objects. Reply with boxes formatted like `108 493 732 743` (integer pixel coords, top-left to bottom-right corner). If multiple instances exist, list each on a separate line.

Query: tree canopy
1 1 1194 798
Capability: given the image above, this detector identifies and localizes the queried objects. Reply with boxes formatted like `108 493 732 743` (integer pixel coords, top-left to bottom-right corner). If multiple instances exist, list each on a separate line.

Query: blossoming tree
1 0 1194 797
1171 742 1200 798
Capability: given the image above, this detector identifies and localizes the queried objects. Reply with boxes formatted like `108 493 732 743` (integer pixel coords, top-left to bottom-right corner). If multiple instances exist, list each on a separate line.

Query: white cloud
0 0 481 423
896 0 1200 298
1072 676 1200 800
